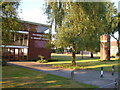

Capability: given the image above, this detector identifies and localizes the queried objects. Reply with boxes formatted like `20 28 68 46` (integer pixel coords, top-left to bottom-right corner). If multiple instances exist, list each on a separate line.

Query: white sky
18 0 48 24
18 0 120 41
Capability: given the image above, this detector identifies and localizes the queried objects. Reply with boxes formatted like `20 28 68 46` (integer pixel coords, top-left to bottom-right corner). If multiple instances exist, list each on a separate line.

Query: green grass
2 65 97 88
51 53 99 61
49 54 120 72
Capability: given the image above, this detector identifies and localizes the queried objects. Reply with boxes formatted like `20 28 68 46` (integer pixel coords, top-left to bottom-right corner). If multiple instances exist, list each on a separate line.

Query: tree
102 2 117 60
54 2 88 65
1 1 21 44
82 2 116 60
45 1 115 64
54 2 108 65
85 33 100 58
44 1 65 31
111 12 120 59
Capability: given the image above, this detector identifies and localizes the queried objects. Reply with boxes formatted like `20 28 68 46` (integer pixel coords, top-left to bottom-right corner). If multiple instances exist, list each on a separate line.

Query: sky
18 0 120 40
18 0 47 24
19 0 119 24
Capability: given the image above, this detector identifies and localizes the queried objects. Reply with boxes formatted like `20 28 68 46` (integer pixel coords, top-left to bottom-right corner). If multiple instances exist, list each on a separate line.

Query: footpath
7 61 119 88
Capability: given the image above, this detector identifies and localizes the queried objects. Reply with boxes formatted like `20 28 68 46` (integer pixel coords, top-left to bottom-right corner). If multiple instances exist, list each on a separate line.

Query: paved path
7 61 119 88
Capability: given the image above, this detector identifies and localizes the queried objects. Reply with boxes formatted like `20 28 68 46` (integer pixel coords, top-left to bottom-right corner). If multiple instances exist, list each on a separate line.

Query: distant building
110 41 118 56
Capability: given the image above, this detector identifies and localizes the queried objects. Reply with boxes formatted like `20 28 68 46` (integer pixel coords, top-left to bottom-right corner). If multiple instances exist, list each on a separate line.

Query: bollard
101 67 104 78
71 70 74 80
112 66 115 76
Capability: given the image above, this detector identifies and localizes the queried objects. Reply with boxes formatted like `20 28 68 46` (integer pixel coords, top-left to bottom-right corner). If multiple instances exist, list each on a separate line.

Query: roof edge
19 19 51 27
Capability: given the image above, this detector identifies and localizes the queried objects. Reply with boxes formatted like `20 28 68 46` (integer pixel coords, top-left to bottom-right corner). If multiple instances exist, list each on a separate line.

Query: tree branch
110 34 118 41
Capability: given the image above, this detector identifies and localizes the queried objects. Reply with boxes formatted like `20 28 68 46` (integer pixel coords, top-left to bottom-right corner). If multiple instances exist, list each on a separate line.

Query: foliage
37 55 48 63
56 48 64 54
37 59 48 63
51 49 56 53
1 1 21 44
38 55 45 60
85 34 100 53
68 48 72 53
45 2 65 31
45 2 117 64
30 58 38 62
54 2 109 65
51 48 64 53
111 12 120 58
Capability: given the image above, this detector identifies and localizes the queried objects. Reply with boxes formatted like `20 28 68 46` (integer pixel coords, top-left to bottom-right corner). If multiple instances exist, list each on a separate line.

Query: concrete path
7 61 119 88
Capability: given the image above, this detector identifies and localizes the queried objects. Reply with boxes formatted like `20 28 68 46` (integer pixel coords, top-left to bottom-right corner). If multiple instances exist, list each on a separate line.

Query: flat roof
1 45 28 49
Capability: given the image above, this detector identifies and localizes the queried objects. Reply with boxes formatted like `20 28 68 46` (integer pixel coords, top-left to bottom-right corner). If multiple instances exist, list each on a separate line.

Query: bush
30 58 38 62
38 55 45 60
37 55 48 63
51 49 56 53
37 60 48 63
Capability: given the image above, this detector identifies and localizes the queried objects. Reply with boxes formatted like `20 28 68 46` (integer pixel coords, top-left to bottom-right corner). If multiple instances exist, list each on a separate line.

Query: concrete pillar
100 35 110 60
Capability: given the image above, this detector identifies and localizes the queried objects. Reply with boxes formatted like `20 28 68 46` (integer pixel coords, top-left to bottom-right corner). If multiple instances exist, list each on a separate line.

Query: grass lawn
50 54 120 72
2 65 97 88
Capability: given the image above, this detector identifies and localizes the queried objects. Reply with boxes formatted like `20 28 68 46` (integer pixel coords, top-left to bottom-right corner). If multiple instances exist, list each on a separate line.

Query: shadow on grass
2 65 97 88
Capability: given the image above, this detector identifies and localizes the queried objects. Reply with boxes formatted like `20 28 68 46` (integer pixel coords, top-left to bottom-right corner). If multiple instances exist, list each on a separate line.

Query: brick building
2 20 51 60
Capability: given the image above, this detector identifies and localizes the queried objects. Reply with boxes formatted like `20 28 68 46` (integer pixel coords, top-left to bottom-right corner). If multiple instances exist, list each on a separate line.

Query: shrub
30 58 38 62
38 55 45 60
37 55 48 63
51 49 56 53
37 60 48 63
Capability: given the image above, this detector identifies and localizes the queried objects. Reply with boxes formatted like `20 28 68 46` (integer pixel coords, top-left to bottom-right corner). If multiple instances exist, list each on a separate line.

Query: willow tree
45 1 65 31
1 1 21 44
54 2 108 65
45 1 115 65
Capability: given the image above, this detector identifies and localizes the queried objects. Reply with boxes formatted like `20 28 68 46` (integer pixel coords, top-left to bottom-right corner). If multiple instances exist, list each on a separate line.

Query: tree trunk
90 52 94 58
72 47 76 65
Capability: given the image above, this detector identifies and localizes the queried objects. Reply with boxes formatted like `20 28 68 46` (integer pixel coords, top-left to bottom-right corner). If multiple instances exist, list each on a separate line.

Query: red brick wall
28 32 51 60
100 35 110 60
